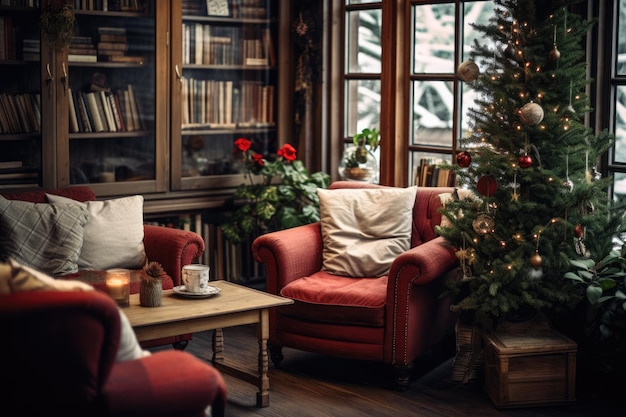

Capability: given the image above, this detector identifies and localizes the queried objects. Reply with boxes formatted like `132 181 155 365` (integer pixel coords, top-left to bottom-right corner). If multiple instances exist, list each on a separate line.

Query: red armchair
0 290 226 417
252 181 459 389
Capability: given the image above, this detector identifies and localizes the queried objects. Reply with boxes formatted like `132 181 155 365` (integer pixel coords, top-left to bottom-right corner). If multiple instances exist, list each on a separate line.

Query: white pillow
318 186 417 277
0 258 150 362
46 194 147 271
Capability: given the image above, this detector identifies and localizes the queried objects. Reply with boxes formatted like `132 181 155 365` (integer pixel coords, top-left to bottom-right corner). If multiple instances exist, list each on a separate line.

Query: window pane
345 79 381 137
412 4 455 74
614 172 626 201
462 1 495 62
409 152 453 186
618 0 626 75
614 85 626 163
411 80 453 147
346 9 382 73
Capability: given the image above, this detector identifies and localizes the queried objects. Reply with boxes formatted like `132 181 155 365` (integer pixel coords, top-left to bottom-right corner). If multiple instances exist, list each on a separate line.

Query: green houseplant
339 127 380 182
221 138 330 244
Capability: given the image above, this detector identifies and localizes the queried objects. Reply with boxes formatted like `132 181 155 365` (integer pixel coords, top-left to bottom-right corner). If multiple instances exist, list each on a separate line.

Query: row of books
68 85 143 134
181 78 274 129
0 92 40 134
72 0 143 12
0 161 40 190
68 27 144 64
145 213 262 284
183 23 273 66
183 0 267 19
414 159 456 187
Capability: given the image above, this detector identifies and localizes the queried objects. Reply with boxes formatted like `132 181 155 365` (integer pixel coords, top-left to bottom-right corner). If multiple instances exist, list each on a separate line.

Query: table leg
256 309 270 407
212 328 224 363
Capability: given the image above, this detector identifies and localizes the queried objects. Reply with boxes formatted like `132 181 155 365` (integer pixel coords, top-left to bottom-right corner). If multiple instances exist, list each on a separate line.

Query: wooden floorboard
150 325 623 417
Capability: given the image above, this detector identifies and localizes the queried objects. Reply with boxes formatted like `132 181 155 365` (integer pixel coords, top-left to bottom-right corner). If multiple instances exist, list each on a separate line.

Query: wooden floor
151 325 624 417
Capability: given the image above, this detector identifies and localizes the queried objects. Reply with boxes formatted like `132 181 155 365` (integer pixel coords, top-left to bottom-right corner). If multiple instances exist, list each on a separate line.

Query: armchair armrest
103 350 227 417
143 225 205 287
385 236 459 364
252 222 323 294
389 236 458 289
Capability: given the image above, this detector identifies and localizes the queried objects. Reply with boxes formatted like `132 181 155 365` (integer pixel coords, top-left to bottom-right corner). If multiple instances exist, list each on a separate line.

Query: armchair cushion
280 271 387 326
0 196 89 275
46 194 147 271
318 186 417 277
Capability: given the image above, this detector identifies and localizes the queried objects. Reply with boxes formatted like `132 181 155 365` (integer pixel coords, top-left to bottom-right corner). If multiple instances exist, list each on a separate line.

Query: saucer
172 285 220 299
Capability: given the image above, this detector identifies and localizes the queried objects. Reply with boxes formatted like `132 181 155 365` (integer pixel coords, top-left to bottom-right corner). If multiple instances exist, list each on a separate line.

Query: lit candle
106 269 130 307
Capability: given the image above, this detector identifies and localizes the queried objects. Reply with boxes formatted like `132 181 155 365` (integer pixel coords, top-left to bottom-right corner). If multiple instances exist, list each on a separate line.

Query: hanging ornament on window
518 153 532 169
456 151 472 167
518 102 544 125
457 60 480 82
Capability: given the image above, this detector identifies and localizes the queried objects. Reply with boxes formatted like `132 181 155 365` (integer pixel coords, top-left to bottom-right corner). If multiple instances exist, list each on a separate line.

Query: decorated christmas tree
437 0 624 329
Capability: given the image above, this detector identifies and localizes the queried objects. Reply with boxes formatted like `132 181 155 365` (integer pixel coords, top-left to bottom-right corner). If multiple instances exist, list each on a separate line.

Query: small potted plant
339 127 380 183
140 261 165 307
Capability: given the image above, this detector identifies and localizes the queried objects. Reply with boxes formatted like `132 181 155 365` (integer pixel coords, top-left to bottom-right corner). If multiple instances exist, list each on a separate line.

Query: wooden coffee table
123 280 293 407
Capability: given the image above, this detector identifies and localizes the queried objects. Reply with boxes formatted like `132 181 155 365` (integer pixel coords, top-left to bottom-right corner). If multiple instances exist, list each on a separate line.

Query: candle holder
106 268 130 307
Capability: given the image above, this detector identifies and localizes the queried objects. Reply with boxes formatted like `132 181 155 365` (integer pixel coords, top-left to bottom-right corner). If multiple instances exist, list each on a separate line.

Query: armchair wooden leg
393 363 413 391
269 345 283 368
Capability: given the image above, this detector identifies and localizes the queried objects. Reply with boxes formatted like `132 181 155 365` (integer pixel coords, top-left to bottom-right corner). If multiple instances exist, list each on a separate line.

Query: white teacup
182 264 210 293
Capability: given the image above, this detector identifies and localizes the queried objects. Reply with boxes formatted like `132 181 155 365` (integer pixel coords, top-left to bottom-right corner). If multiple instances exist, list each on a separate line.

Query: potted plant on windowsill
339 127 380 183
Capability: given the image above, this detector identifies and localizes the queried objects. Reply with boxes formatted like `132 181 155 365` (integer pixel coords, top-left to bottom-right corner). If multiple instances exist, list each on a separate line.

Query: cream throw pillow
0 258 149 362
318 186 417 277
46 194 147 271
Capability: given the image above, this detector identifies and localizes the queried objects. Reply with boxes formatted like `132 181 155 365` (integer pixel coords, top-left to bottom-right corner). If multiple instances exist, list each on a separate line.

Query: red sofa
252 181 459 389
0 289 226 417
1 186 205 348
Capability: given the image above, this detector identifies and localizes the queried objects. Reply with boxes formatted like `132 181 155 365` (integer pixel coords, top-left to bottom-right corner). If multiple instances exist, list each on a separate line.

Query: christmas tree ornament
529 251 542 268
549 25 560 61
562 178 574 192
549 45 561 61
591 166 602 181
472 212 495 234
504 43 517 60
476 174 498 196
566 80 576 114
518 102 544 125
574 224 584 238
574 237 591 258
457 60 480 82
456 151 472 167
518 153 532 168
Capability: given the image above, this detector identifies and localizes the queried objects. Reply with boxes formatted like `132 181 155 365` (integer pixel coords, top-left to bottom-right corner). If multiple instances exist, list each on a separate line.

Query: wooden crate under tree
481 325 577 408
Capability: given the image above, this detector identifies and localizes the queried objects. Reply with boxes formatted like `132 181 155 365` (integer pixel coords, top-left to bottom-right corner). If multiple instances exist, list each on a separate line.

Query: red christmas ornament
518 154 532 169
574 224 584 238
477 174 498 196
456 151 472 167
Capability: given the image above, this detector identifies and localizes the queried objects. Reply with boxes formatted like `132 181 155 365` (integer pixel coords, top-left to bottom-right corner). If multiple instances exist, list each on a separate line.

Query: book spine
68 88 79 133
86 92 105 132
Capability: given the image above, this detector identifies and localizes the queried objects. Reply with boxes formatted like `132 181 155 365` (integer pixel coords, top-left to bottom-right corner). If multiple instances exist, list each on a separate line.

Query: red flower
252 153 265 166
234 137 251 153
277 144 297 162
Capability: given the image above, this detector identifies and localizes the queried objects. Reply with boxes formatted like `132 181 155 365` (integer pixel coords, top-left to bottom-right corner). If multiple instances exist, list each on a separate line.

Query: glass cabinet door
0 2 45 191
170 0 278 191
64 1 167 196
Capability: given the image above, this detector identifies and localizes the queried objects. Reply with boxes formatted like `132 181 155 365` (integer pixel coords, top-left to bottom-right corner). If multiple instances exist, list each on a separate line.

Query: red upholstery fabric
253 181 459 387
280 272 387 326
0 187 205 348
0 290 227 417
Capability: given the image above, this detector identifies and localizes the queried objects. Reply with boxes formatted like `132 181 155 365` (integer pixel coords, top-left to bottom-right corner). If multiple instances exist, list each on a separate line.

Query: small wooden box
482 327 576 408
